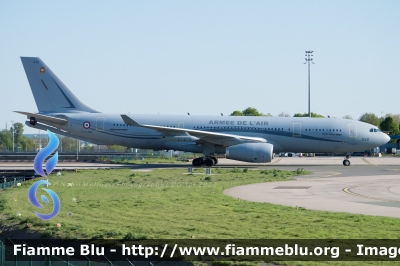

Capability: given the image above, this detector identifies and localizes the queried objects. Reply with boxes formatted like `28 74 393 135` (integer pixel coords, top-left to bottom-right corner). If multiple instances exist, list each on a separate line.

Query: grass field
3 167 400 266
1 167 400 241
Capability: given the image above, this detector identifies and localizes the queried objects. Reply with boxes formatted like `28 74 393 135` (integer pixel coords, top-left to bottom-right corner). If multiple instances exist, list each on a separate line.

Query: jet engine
226 143 273 163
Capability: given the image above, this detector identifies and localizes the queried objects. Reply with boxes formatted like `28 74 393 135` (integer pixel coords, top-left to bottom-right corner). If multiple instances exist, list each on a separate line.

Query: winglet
121 115 141 127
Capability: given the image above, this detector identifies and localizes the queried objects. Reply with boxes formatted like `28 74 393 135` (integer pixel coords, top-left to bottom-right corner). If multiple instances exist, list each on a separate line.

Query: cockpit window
370 128 382 132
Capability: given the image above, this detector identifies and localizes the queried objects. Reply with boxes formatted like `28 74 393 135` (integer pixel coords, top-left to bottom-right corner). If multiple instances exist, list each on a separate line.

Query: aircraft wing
14 111 67 125
121 115 267 146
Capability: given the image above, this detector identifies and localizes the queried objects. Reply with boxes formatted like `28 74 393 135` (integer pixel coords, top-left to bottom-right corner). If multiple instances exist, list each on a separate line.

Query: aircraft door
292 122 302 137
178 122 184 128
96 117 105 131
348 124 357 138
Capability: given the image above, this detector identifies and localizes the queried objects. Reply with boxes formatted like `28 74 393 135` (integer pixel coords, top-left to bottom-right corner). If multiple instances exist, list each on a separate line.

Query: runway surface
2 157 400 218
223 157 400 218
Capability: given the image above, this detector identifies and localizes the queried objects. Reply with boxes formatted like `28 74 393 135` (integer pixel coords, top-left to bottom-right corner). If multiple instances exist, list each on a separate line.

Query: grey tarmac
223 157 400 218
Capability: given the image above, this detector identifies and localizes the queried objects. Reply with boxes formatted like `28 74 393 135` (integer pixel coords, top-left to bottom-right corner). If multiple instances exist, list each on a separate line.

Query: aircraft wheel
343 159 351 166
288 153 293 157
192 158 202 167
205 158 214 167
211 157 218 165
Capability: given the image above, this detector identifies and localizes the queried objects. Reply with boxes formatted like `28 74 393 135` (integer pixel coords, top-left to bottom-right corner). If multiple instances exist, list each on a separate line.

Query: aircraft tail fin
20 57 98 113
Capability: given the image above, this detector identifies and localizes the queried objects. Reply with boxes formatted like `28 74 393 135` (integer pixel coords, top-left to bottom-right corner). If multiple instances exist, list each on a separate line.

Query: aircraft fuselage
34 113 387 154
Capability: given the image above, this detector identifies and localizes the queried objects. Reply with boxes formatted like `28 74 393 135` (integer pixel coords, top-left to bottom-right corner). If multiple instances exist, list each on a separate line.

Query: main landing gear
192 156 218 167
343 154 351 166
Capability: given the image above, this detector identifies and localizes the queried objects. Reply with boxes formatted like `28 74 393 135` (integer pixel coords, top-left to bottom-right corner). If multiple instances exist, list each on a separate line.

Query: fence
0 150 198 161
1 177 26 190
107 153 196 161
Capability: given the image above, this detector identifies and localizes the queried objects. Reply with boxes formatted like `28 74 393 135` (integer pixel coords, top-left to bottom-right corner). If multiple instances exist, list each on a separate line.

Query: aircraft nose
381 133 391 145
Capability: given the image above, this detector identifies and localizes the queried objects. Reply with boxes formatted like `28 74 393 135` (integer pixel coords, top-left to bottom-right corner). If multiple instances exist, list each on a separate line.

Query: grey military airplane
16 57 390 167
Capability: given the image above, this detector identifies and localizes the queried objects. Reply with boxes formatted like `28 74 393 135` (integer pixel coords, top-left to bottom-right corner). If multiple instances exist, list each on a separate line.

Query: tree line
0 122 33 151
0 123 84 152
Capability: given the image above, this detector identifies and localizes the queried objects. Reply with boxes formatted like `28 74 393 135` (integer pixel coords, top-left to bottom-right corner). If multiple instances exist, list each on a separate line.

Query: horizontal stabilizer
14 111 67 125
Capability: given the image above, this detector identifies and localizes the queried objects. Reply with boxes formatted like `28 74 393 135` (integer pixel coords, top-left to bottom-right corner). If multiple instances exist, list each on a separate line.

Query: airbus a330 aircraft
16 57 390 167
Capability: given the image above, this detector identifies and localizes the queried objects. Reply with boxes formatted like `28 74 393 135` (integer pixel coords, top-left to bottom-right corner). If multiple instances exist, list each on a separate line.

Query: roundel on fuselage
83 121 90 129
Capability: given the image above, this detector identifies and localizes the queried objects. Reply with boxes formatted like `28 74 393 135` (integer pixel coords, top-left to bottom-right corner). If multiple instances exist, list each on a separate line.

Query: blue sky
1 1 399 133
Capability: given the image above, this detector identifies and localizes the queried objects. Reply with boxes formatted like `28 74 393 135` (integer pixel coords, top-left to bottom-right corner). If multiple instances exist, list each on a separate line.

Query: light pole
304 51 314 118
11 120 15 152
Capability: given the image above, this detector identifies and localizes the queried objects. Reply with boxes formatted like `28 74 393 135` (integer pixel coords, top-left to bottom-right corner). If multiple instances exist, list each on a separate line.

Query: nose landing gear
343 154 351 166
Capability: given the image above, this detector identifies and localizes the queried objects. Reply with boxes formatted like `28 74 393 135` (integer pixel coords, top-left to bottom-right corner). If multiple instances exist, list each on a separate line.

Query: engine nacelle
226 143 273 163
